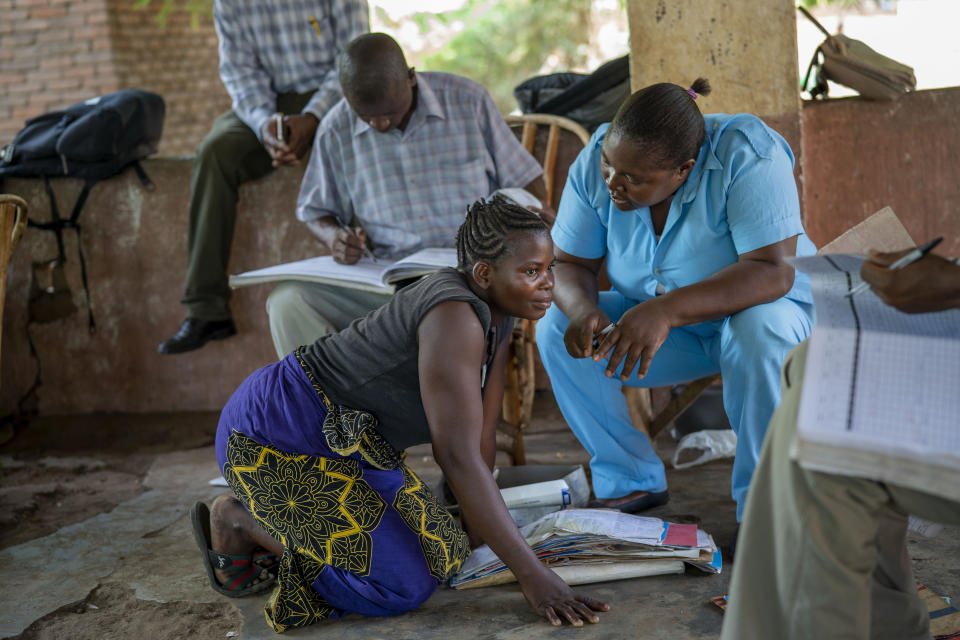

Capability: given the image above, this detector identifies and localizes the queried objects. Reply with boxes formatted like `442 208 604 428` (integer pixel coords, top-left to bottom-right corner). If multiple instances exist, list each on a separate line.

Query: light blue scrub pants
537 290 814 521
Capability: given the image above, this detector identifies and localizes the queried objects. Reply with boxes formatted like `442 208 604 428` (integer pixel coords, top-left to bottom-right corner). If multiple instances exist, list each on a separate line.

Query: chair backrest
0 194 28 376
505 114 590 208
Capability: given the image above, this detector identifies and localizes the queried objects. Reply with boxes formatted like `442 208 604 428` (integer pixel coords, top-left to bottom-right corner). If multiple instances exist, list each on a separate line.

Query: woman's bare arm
418 301 608 626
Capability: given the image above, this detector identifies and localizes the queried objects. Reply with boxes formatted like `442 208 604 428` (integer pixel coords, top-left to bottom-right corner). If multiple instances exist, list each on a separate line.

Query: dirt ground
3 403 956 640
1 412 240 640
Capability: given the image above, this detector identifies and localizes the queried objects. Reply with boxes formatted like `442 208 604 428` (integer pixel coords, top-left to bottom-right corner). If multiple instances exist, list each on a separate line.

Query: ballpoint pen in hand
846 236 943 297
335 218 375 261
592 322 617 350
274 113 284 144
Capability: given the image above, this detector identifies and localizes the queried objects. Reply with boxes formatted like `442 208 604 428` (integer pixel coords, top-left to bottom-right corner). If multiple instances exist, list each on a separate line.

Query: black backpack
513 55 631 132
0 89 165 332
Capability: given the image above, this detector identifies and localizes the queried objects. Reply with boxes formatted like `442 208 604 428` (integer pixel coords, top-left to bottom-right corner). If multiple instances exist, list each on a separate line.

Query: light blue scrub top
552 114 816 311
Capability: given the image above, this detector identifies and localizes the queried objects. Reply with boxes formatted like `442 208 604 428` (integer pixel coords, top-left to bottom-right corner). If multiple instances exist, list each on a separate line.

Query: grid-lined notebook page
789 254 960 500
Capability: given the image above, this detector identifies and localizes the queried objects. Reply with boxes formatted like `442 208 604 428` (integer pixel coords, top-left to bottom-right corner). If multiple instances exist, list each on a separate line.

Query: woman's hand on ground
519 567 609 626
594 297 673 380
563 307 611 358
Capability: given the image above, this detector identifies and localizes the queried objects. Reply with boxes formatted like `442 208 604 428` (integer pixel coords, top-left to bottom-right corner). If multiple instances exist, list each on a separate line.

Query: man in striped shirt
159 0 369 355
266 33 548 356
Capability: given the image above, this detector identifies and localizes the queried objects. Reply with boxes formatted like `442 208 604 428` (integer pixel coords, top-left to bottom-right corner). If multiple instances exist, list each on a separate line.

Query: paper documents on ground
788 254 960 502
451 508 720 589
499 479 571 509
228 247 457 295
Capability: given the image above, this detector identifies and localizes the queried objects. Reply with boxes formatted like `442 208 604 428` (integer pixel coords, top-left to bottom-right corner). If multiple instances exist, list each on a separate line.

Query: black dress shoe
587 490 670 513
158 317 236 354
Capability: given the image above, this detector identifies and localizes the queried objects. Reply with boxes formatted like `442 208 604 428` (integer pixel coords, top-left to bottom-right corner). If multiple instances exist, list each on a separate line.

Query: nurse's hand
594 298 673 380
564 307 612 358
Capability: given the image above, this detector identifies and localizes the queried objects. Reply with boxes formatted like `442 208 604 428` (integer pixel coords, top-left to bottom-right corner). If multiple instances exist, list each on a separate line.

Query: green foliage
797 0 864 9
133 0 213 29
131 0 613 112
382 0 601 113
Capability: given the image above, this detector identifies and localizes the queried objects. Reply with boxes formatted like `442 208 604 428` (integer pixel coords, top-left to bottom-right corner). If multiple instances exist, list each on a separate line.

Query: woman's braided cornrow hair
456 196 548 272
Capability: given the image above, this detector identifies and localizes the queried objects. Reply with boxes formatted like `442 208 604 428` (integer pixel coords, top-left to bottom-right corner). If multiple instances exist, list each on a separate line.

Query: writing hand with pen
331 224 371 265
860 245 960 314
261 112 319 168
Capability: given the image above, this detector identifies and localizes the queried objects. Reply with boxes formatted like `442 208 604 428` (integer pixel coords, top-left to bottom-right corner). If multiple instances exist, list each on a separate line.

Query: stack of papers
451 508 721 589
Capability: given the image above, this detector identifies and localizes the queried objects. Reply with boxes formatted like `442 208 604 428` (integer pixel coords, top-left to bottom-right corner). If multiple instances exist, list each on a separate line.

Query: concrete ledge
2 158 318 414
3 87 958 415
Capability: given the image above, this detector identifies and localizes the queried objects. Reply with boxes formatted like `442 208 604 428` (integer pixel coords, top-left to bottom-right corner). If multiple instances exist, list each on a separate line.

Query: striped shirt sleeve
214 0 276 138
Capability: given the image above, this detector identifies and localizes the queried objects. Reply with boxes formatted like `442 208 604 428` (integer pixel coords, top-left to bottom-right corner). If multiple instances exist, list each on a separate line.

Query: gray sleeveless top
298 268 513 451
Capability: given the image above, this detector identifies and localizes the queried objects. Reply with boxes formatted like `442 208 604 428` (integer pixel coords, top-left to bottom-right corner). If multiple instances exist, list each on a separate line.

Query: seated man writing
721 247 960 640
266 32 546 356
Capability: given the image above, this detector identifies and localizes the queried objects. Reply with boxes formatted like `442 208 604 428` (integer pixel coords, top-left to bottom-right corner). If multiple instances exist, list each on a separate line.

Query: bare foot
209 495 272 587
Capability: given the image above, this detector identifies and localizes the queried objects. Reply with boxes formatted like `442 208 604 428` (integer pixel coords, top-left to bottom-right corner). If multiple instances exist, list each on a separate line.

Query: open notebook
228 247 457 295
788 253 960 502
227 188 540 295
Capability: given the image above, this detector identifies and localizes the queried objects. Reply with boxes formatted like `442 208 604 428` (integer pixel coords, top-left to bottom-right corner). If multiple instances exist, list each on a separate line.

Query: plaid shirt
214 0 369 139
297 71 544 258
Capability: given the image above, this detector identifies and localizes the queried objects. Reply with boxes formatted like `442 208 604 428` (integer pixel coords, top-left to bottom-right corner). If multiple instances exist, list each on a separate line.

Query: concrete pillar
626 0 800 118
625 0 804 211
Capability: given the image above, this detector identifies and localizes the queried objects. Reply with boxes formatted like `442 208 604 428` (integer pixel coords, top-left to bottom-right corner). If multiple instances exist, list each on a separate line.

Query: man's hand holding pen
860 248 960 314
261 112 319 167
331 225 371 265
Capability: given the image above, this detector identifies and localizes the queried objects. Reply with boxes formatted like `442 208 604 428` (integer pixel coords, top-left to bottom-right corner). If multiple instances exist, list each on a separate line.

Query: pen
274 113 284 144
335 218 375 261
592 322 617 349
846 236 943 297
309 15 322 37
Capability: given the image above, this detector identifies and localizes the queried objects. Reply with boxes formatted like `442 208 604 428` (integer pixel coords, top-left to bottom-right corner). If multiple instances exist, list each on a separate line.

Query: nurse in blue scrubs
537 78 816 521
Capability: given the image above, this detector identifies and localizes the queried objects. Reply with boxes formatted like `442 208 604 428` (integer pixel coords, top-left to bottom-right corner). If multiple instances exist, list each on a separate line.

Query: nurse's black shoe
587 490 670 513
158 317 236 354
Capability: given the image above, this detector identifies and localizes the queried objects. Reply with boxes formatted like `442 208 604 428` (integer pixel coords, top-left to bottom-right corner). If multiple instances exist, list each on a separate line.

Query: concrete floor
1 391 958 640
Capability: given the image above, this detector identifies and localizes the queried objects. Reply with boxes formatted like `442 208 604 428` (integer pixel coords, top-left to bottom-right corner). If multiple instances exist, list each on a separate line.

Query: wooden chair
624 376 720 441
0 194 28 371
498 114 590 464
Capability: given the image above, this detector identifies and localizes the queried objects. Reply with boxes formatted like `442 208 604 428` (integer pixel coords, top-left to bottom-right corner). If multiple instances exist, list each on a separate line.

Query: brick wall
0 0 230 157
105 0 229 156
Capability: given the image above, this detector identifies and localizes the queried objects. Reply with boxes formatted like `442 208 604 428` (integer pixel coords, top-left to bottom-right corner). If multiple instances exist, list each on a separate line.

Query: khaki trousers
721 340 960 640
181 92 314 320
265 280 393 357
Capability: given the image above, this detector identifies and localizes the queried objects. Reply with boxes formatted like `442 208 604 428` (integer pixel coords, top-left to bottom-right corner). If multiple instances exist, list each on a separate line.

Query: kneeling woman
192 199 609 632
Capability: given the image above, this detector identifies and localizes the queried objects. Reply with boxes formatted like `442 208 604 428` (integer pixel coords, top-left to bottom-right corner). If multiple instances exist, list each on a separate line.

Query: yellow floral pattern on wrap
220 353 471 633
224 432 386 632
393 465 470 580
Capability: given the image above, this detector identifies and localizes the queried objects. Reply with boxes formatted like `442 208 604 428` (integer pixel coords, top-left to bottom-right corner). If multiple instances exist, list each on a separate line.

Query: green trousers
181 91 314 320
721 340 960 640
